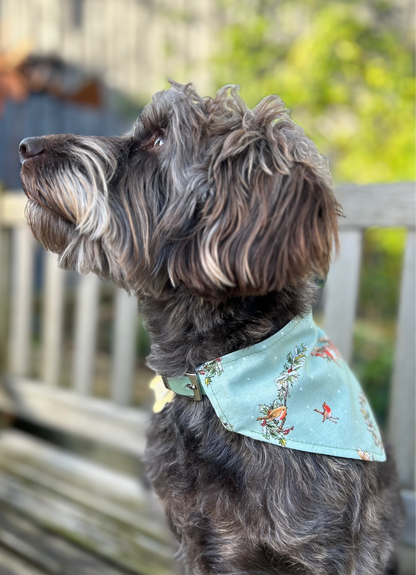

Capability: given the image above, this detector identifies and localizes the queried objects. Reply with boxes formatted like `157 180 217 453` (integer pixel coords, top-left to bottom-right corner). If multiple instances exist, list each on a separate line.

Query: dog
20 81 403 575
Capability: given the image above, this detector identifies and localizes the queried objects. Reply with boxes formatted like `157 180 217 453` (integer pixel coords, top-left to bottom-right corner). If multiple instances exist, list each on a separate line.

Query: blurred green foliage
214 0 414 425
352 320 396 428
359 227 407 321
214 0 414 184
352 226 407 425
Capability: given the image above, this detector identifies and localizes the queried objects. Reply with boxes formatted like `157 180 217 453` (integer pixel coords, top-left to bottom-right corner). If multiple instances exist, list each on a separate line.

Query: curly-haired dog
20 82 403 575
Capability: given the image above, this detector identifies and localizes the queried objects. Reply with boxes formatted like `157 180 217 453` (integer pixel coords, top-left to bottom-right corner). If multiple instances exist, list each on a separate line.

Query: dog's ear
168 89 341 298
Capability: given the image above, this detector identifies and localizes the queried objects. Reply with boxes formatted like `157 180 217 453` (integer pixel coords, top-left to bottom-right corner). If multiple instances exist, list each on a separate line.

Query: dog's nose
19 137 45 163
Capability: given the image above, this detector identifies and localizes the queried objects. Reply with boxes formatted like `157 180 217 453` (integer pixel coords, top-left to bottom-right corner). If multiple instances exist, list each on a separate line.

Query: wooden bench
0 182 414 574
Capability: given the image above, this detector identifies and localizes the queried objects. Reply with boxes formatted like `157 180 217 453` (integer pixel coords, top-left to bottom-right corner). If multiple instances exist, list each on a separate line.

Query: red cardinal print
314 402 339 424
311 337 340 365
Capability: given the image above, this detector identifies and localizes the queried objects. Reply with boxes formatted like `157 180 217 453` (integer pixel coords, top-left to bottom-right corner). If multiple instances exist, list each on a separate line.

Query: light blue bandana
163 312 385 462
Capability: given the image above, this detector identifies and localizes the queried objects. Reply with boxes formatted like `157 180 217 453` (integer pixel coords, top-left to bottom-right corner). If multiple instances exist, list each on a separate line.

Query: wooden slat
188 0 213 96
0 431 171 547
396 544 416 575
0 544 48 575
2 183 413 231
0 192 27 227
1 184 414 230
0 506 140 575
400 489 416 548
0 459 176 574
323 230 362 363
336 182 415 229
42 252 65 386
0 429 146 506
8 225 35 377
0 376 148 457
38 0 61 53
148 0 165 95
0 228 10 371
126 0 139 95
0 465 171 553
73 273 100 395
389 231 415 490
111 289 139 406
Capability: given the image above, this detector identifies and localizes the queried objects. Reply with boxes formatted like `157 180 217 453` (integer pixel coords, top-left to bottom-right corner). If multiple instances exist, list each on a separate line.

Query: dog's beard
25 197 116 279
21 137 124 278
25 200 77 253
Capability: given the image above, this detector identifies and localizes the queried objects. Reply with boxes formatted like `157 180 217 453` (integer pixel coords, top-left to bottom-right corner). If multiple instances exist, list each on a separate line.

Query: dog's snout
19 137 45 163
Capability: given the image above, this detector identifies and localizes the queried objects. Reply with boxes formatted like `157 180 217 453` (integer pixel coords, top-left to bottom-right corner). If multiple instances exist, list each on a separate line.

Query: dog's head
20 81 341 299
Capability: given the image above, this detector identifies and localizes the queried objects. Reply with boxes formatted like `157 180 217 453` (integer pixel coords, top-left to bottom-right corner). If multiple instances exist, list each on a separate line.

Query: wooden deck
0 429 414 575
0 428 179 575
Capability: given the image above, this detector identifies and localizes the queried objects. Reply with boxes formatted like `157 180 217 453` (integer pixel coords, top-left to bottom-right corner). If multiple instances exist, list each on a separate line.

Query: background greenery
213 0 415 427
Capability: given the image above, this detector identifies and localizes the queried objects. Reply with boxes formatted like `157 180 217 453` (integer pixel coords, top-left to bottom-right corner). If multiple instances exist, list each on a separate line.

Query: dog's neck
140 282 317 378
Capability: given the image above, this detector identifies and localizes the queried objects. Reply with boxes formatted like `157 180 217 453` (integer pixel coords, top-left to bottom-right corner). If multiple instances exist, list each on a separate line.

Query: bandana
156 312 385 462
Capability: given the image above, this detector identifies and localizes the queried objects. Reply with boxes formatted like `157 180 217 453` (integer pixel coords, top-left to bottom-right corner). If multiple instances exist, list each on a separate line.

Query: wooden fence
0 0 218 101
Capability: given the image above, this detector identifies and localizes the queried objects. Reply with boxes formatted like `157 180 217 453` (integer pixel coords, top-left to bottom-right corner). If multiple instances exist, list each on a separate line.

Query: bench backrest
0 182 414 487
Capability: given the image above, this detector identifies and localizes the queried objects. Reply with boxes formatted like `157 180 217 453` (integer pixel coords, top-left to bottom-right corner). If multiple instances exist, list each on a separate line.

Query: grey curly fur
21 81 403 574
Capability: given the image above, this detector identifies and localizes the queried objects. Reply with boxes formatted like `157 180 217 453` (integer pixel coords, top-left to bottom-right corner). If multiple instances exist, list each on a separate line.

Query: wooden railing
0 192 148 465
324 182 415 490
0 183 415 485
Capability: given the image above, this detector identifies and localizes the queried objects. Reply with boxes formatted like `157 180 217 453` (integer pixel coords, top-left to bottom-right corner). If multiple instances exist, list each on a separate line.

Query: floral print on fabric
359 393 383 449
257 344 307 445
198 358 223 386
219 416 234 430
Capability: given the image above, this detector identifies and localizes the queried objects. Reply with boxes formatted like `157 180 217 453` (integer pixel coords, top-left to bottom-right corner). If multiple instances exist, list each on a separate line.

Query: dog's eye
154 137 165 147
